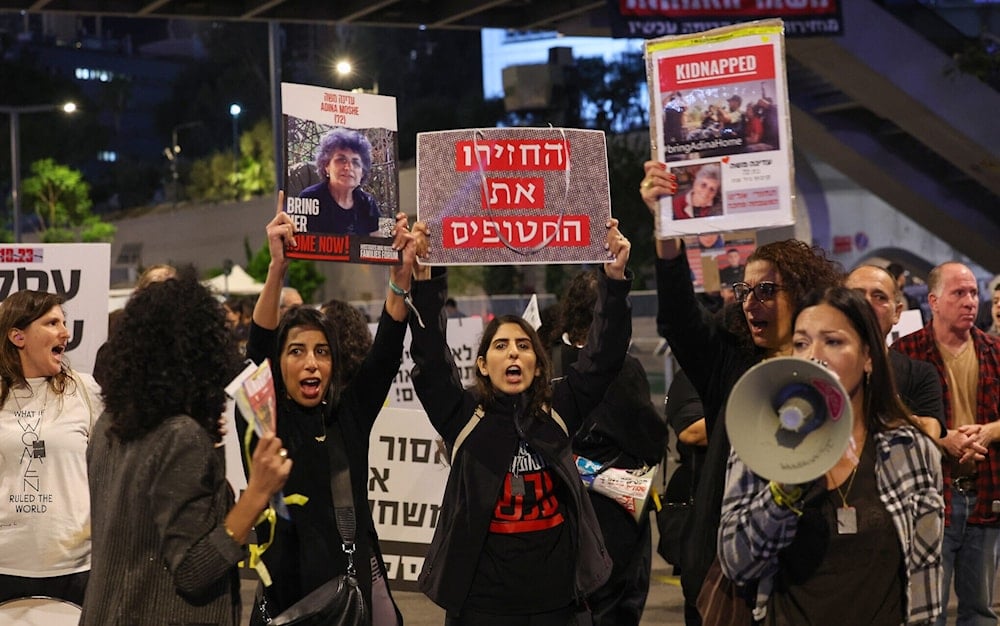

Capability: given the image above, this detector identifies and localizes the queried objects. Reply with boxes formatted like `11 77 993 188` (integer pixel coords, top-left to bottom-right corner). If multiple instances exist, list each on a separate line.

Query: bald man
893 261 1000 626
846 265 944 438
279 286 303 317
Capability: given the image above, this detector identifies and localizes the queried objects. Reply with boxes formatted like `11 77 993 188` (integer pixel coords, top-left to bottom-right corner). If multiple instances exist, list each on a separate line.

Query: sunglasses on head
732 281 785 304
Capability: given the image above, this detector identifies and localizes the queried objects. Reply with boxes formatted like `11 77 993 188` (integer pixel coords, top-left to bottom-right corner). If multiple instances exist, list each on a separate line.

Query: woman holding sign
407 219 633 625
240 195 418 625
299 128 384 236
640 159 843 626
718 286 943 624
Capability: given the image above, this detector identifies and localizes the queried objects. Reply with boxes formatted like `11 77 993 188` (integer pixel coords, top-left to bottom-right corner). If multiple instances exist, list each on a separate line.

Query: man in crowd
846 265 944 437
893 261 1000 626
279 286 303 317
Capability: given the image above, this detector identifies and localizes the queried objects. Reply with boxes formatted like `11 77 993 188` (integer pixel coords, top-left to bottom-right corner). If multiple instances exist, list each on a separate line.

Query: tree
20 158 116 243
187 119 275 202
570 51 649 132
446 265 486 296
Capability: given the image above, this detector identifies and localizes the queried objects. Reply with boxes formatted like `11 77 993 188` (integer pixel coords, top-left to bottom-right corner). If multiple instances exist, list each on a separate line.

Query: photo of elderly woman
298 128 384 236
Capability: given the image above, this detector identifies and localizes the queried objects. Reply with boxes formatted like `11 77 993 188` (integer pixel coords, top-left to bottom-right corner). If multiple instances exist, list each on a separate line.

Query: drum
0 596 82 625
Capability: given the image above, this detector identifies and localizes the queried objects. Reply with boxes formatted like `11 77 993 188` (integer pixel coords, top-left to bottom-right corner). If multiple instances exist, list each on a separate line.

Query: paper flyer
281 81 401 265
645 19 794 238
416 127 613 265
226 359 288 519
575 456 657 522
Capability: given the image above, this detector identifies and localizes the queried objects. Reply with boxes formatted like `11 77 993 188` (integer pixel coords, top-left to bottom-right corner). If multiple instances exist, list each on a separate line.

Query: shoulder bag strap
325 422 358 574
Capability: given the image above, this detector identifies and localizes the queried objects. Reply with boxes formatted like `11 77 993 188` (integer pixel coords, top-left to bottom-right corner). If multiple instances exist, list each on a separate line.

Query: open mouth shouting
298 376 324 402
15 304 71 378
280 327 333 408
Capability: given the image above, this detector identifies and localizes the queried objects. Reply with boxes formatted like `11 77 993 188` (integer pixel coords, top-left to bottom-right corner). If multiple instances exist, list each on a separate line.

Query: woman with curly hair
297 127 384 236
320 299 373 384
0 290 102 607
80 271 291 625
242 198 418 625
639 160 844 625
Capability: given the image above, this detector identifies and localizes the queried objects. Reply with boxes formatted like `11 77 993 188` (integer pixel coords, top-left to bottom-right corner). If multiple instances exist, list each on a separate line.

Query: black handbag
656 447 697 567
256 424 371 626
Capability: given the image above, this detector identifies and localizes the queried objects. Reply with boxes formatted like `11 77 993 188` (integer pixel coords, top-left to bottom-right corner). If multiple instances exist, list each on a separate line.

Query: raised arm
405 222 473 442
553 219 633 430
639 160 681 261
340 213 417 431
253 192 296 332
385 212 418 322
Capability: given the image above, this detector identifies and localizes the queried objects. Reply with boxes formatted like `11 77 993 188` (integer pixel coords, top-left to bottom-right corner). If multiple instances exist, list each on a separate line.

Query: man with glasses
893 261 1000 626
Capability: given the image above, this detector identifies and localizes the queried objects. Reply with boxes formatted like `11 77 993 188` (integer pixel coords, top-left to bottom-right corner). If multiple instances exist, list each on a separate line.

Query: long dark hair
796 286 918 435
0 290 73 406
102 270 242 442
557 270 600 346
474 315 552 417
274 306 343 409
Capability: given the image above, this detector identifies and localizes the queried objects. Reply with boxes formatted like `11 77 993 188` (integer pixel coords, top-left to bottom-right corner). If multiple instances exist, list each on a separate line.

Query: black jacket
655 251 762 611
408 269 632 613
240 311 405 621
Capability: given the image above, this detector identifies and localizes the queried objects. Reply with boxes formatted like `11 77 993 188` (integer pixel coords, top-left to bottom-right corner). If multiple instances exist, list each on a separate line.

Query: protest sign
0 244 109 374
281 82 401 265
416 127 613 265
646 20 794 238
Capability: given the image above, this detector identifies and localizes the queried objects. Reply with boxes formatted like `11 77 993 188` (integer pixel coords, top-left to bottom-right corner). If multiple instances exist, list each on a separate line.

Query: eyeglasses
332 155 364 170
732 281 785 304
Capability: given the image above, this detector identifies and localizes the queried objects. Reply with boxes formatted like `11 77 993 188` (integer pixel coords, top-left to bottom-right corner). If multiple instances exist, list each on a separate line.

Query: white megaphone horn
726 357 853 484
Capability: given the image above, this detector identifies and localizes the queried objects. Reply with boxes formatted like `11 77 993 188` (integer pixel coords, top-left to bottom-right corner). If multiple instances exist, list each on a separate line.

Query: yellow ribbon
241 423 309 586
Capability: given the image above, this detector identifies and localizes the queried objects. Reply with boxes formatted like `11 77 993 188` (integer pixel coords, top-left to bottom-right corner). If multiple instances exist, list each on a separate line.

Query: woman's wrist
388 277 410 296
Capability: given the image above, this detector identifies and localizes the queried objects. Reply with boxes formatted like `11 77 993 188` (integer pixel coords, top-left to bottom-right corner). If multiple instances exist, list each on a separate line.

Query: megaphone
726 357 853 485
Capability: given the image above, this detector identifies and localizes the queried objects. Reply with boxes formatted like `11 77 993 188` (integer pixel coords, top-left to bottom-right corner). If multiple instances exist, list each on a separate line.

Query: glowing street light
1 101 77 242
229 103 242 198
333 58 378 94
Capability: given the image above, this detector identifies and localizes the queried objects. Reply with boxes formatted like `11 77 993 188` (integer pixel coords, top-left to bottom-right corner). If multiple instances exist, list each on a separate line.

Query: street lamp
164 121 201 206
229 102 243 180
334 59 379 94
1 101 77 242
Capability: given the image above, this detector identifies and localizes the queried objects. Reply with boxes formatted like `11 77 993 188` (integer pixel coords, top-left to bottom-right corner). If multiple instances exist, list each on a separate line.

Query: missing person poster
281 82 401 265
645 20 794 238
682 230 756 296
416 127 613 265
